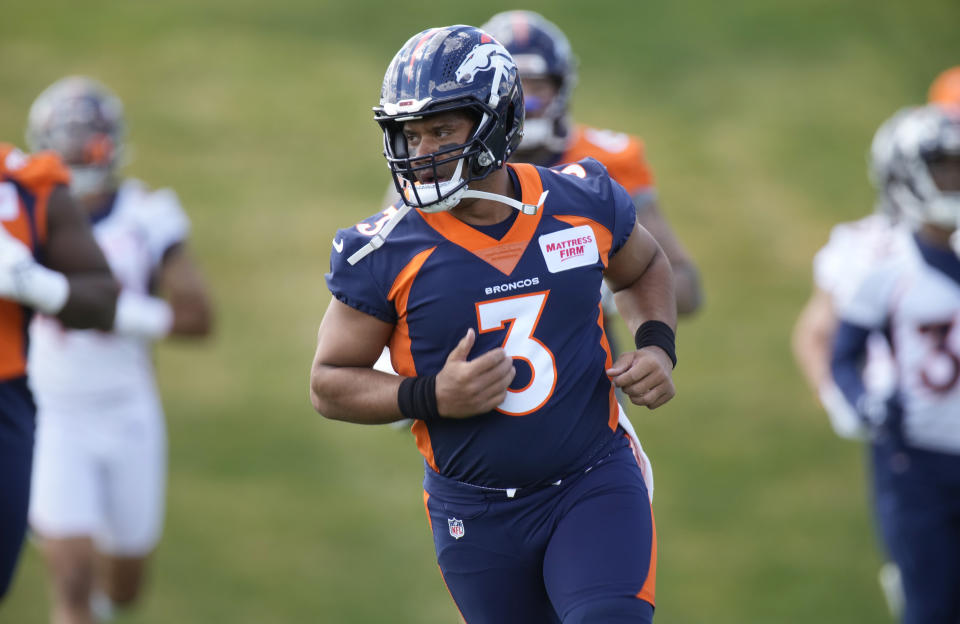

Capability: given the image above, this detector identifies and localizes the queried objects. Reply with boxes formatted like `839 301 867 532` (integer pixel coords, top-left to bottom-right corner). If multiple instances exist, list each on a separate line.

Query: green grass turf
1 1 957 621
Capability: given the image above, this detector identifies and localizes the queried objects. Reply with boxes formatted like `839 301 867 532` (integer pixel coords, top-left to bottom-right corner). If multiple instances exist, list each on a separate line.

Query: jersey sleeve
837 261 900 330
565 126 655 197
324 224 397 324
0 145 71 189
813 225 850 297
608 175 638 256
138 187 191 266
550 158 638 258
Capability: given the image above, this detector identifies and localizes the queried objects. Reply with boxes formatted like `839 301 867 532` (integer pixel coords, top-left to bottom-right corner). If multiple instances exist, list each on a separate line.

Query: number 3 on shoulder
476 291 557 415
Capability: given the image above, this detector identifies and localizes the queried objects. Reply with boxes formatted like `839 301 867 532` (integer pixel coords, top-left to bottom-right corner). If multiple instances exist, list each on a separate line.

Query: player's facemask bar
349 130 548 266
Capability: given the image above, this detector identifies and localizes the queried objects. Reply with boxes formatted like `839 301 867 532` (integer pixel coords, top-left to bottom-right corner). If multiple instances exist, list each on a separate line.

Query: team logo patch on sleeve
538 225 599 273
448 517 465 540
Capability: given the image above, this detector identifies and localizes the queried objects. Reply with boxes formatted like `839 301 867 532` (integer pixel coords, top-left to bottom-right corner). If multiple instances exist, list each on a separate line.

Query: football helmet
26 76 125 199
374 25 525 213
868 107 915 219
929 66 960 107
481 11 577 154
888 104 960 242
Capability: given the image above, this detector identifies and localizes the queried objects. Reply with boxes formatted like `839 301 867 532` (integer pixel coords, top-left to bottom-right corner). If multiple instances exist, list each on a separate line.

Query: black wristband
397 375 441 423
634 321 677 368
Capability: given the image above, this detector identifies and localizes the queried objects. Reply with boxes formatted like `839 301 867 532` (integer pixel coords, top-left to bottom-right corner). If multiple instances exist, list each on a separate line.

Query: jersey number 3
476 291 557 416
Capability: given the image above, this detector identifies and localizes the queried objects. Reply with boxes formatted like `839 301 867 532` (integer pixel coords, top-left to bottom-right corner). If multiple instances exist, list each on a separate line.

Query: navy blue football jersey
327 159 636 488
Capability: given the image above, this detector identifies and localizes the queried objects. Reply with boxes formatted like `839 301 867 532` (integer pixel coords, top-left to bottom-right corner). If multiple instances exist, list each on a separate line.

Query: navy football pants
871 439 960 624
424 440 655 624
0 378 36 601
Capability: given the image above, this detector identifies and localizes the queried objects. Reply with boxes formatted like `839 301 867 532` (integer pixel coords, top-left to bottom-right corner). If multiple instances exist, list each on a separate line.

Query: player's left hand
606 347 675 409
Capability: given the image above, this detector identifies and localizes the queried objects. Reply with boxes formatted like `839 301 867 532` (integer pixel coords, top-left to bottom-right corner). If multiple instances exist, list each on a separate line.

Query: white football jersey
841 229 960 454
815 214 907 396
28 179 189 411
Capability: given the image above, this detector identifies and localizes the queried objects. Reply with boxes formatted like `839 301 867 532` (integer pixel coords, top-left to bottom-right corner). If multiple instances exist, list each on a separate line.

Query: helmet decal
455 40 514 96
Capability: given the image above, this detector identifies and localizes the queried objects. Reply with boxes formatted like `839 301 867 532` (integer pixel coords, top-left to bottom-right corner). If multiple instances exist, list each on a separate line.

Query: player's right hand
435 328 516 419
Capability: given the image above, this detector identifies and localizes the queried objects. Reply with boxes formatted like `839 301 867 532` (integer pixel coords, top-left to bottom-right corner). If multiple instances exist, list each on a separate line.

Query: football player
792 107 913 439
24 76 212 624
482 10 702 321
311 25 675 623
832 103 960 624
0 144 118 604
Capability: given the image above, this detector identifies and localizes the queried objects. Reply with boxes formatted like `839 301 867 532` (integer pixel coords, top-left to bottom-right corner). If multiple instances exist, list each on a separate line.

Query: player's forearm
793 339 831 397
169 289 213 337
612 247 677 334
56 273 120 330
672 261 703 317
310 364 407 424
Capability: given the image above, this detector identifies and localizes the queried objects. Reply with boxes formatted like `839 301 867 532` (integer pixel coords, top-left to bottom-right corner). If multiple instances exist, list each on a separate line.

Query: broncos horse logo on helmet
455 41 514 88
374 25 524 213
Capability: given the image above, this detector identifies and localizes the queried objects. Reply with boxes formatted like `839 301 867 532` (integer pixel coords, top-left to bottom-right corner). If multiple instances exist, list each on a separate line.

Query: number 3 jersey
840 229 960 455
327 160 637 489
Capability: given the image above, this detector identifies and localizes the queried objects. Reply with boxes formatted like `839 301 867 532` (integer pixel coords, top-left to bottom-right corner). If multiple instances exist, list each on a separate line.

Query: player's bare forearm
57 273 119 329
159 244 213 337
792 289 837 395
310 361 408 424
310 297 409 423
604 225 677 408
673 261 703 316
635 197 701 316
606 225 677 335
42 185 119 329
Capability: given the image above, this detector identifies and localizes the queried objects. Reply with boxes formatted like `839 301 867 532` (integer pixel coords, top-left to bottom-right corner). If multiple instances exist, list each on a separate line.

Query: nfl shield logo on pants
448 517 465 540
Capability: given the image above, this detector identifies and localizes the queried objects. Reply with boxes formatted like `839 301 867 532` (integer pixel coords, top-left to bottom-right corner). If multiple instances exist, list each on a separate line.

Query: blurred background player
832 103 960 624
792 105 913 619
794 65 960 435
793 69 960 615
0 143 119 604
481 10 702 326
792 107 912 440
24 76 213 624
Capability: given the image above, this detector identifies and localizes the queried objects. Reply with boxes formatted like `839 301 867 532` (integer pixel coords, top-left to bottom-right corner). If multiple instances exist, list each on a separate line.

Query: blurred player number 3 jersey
328 159 637 489
0 144 69 382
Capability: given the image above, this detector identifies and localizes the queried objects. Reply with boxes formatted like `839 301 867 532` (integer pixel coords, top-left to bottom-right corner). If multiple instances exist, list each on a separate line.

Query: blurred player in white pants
25 76 212 624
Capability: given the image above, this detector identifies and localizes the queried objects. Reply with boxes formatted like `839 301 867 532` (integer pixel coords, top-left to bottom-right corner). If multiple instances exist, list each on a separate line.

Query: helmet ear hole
390 128 408 159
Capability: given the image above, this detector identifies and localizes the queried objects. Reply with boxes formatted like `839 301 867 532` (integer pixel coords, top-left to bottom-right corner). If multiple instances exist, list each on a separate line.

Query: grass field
1 1 958 622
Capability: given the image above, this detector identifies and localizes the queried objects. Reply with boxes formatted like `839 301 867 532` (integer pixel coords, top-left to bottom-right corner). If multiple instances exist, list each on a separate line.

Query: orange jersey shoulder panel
561 125 654 195
0 145 71 190
0 145 69 380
